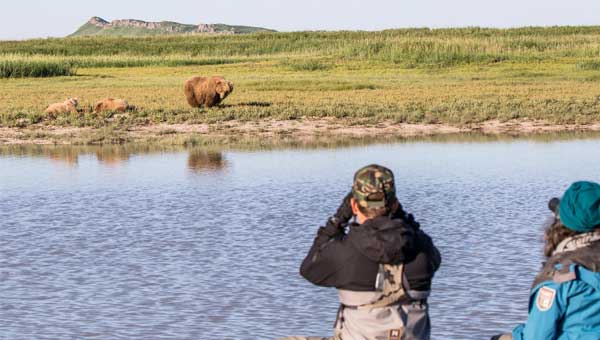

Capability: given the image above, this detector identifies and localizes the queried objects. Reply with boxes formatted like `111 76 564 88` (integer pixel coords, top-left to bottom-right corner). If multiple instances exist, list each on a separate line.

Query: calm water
1 137 600 340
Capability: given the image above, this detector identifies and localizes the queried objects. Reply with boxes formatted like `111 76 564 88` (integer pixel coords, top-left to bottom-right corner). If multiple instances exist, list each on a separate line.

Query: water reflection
0 144 230 173
0 145 182 168
181 130 600 151
45 147 80 166
95 147 132 166
0 145 229 173
187 150 228 173
2 134 600 340
2 130 600 166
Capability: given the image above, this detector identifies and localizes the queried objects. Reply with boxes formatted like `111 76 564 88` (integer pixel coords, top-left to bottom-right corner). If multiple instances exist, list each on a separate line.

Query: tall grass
0 57 74 78
576 60 600 70
0 54 247 70
3 27 600 68
281 59 332 71
62 55 245 68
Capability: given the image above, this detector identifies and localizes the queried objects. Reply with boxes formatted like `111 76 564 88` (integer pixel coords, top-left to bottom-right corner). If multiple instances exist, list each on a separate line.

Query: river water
1 135 600 340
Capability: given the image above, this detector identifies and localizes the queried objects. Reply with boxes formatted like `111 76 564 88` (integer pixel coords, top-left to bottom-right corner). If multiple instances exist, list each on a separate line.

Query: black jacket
300 212 441 292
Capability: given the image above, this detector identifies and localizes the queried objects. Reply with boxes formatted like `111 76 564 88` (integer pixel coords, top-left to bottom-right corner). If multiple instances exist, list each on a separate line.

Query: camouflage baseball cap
352 164 396 209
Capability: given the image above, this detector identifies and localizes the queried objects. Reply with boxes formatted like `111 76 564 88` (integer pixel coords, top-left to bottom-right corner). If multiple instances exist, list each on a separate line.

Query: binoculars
548 197 560 215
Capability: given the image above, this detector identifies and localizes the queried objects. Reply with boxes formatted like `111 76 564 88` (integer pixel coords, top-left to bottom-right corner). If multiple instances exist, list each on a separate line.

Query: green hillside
212 23 277 34
70 22 104 36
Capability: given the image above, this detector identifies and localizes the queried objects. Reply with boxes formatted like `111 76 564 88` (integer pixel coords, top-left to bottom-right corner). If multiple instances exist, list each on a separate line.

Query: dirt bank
2 119 600 145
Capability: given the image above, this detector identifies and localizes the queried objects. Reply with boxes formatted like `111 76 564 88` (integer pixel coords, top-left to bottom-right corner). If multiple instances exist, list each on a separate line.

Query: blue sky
2 0 600 40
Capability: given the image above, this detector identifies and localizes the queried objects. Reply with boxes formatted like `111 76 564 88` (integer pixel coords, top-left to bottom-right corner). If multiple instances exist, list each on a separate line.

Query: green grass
577 60 600 70
4 27 600 141
282 59 332 71
0 54 248 69
0 57 74 78
2 27 600 65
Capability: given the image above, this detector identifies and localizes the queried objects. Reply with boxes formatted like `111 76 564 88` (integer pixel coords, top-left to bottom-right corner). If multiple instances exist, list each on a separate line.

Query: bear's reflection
1 146 230 172
45 148 80 166
95 148 131 166
187 150 227 173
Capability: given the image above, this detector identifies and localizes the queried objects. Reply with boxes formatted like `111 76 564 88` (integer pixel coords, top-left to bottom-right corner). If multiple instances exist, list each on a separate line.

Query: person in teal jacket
492 181 600 340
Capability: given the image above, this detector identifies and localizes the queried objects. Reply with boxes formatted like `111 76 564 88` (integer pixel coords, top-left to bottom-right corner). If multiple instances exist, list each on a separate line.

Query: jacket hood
347 216 415 264
555 236 600 293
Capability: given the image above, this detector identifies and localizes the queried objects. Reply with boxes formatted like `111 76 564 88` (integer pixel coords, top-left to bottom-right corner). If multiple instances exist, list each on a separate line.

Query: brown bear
44 98 79 115
94 98 130 113
184 76 234 108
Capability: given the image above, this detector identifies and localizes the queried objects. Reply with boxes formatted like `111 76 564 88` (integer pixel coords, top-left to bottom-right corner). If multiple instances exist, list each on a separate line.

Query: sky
2 0 600 40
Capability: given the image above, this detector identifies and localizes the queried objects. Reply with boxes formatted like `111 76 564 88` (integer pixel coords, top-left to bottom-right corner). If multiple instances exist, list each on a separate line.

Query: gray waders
282 264 431 340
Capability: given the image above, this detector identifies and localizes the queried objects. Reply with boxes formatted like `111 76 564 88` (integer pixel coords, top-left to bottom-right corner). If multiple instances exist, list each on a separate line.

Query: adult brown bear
184 76 234 108
94 98 130 113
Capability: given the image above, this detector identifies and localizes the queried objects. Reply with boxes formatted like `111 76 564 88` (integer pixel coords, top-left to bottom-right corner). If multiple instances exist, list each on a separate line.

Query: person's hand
320 192 353 237
334 192 354 223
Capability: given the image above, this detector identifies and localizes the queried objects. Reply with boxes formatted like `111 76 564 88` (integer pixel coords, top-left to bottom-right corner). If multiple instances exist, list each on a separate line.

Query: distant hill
69 17 276 37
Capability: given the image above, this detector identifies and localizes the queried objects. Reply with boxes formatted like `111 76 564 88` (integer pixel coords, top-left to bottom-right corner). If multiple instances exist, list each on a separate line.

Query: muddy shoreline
2 119 600 145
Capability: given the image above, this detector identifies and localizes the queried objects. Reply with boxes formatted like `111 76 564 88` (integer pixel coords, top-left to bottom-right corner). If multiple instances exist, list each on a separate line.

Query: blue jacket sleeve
512 282 566 340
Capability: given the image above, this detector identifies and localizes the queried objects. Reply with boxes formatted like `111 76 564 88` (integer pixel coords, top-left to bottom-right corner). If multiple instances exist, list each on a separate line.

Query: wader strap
339 264 411 310
341 298 427 310
334 304 344 329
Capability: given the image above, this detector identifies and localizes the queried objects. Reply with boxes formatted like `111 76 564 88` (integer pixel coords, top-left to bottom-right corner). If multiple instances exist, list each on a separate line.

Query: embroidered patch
536 287 556 312
388 329 403 340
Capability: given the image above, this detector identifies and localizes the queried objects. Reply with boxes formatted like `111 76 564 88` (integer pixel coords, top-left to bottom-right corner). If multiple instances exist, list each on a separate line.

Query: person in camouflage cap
352 164 397 211
279 164 441 340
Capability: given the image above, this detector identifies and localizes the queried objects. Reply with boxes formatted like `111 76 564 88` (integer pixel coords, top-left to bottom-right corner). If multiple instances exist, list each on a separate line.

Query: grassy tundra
3 27 600 143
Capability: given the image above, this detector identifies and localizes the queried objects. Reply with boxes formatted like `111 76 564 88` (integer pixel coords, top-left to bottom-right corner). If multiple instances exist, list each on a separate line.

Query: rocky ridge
87 16 219 34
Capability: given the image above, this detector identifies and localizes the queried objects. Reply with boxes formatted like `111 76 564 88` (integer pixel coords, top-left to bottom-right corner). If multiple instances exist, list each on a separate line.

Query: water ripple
1 140 600 339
